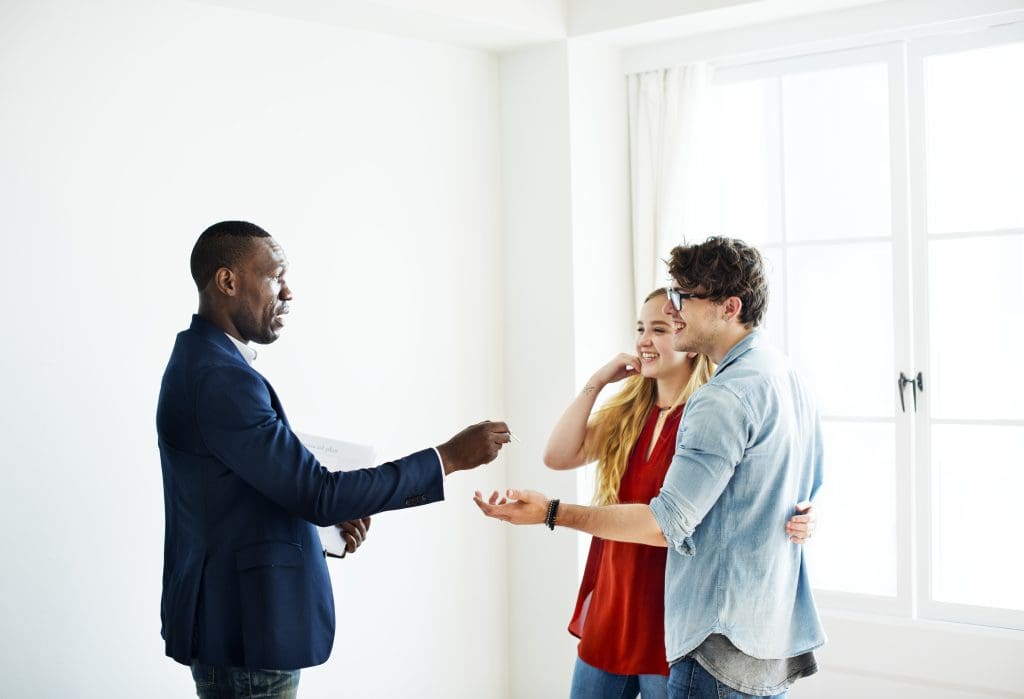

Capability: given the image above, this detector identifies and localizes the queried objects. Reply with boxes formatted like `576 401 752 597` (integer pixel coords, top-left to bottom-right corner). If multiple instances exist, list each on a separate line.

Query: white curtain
627 63 716 308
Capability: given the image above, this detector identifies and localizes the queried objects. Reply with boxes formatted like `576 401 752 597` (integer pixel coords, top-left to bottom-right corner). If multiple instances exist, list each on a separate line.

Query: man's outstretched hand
437 420 511 475
473 489 549 525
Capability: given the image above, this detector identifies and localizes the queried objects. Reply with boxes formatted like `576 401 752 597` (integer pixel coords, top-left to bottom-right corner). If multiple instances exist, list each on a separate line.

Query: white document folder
295 431 376 558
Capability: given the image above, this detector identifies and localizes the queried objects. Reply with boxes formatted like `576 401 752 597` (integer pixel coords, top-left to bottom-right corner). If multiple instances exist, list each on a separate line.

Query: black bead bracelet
545 498 560 530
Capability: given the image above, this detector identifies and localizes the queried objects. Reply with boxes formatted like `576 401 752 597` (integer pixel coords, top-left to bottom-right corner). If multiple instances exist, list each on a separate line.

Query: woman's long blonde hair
588 289 714 506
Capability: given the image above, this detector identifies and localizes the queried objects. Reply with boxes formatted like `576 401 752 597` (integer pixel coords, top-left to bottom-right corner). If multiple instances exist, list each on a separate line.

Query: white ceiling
191 0 566 50
569 0 893 46
192 0 897 51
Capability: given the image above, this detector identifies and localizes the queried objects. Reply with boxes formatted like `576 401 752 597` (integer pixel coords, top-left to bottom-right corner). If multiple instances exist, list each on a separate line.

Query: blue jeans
191 662 300 699
667 658 785 699
570 656 669 699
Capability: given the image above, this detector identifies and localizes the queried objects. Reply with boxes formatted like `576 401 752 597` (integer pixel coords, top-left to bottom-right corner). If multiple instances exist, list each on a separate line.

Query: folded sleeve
648 384 748 556
194 365 443 526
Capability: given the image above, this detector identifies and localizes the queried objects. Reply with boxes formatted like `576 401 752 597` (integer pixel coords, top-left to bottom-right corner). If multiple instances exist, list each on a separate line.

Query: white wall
566 38 634 387
0 0 508 696
497 37 635 698
498 42 582 699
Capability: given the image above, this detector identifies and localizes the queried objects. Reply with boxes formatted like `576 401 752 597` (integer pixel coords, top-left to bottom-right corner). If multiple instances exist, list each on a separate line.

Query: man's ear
686 352 698 360
724 296 743 322
213 267 238 297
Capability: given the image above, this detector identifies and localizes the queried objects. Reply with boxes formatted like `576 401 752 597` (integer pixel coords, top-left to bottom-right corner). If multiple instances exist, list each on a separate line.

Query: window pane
932 424 1024 611
782 63 891 242
786 243 895 418
715 78 782 245
760 245 786 353
808 421 896 596
924 41 1024 234
928 234 1024 420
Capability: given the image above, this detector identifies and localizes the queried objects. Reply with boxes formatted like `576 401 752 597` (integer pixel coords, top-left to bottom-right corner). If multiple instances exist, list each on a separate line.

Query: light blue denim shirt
649 331 826 662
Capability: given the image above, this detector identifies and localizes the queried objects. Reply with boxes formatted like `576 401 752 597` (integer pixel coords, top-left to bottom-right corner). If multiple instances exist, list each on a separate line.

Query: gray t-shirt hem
683 634 818 695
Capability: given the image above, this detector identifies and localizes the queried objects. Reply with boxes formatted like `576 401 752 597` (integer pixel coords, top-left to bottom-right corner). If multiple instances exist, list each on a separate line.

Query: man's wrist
435 444 454 476
544 498 560 530
553 502 581 530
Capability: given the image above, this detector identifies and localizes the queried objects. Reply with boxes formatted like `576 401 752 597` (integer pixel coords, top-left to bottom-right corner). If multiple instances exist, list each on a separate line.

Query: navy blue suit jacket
156 315 444 670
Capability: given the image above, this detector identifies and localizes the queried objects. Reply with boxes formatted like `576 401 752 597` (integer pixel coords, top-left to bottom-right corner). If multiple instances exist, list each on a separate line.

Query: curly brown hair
666 236 769 328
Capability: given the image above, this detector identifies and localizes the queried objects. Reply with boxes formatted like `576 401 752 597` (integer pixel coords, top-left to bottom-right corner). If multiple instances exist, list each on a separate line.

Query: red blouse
568 404 683 677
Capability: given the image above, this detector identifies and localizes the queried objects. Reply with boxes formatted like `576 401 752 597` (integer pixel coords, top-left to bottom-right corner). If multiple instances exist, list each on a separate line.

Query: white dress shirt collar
224 333 257 365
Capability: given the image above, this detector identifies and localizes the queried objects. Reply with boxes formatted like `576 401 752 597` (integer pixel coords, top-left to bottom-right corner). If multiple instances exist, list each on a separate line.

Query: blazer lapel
265 382 290 428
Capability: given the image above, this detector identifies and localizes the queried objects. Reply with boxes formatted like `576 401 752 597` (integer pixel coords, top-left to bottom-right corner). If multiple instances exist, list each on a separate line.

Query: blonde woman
541 289 815 699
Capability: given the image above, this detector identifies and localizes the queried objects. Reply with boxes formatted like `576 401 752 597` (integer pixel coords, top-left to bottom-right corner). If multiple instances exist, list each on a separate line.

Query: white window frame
707 19 1024 630
907 20 1024 631
715 42 913 619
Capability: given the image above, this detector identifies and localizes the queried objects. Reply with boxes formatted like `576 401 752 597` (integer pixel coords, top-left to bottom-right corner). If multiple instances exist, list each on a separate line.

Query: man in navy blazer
157 221 510 697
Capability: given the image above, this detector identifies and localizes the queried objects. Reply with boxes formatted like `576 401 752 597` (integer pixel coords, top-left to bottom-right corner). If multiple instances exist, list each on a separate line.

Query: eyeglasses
666 288 710 311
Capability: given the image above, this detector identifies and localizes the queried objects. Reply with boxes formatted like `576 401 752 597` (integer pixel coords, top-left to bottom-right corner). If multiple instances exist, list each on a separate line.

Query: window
913 29 1024 628
709 23 1024 629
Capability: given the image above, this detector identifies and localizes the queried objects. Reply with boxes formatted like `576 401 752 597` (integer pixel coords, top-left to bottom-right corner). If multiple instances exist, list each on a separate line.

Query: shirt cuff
649 496 697 557
430 447 448 492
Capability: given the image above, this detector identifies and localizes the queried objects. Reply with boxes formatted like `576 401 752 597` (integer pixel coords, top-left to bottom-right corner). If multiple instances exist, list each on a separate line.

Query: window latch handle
898 371 925 413
912 371 924 412
898 372 911 413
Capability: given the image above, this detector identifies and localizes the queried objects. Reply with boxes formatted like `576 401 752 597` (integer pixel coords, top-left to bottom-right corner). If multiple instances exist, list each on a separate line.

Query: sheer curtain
627 63 717 306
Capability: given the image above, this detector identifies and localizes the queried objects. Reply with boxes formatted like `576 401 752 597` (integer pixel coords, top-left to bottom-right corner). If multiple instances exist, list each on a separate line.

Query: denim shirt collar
714 329 763 376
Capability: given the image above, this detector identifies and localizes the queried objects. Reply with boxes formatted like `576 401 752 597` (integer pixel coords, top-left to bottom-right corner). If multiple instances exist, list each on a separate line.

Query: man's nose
280 282 293 301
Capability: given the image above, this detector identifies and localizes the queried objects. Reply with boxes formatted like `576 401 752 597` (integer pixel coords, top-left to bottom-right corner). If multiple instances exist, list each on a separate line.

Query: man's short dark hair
667 236 769 328
190 221 271 291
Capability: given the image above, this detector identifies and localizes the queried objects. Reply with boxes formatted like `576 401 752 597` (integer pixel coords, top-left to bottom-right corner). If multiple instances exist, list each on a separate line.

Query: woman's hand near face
591 353 641 387
544 354 638 471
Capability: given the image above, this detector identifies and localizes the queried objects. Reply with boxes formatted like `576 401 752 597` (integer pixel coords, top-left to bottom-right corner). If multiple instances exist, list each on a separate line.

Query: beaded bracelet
545 498 560 531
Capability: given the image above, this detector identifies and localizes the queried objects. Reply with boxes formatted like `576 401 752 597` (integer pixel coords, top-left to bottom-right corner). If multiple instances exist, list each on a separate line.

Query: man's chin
250 328 283 345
